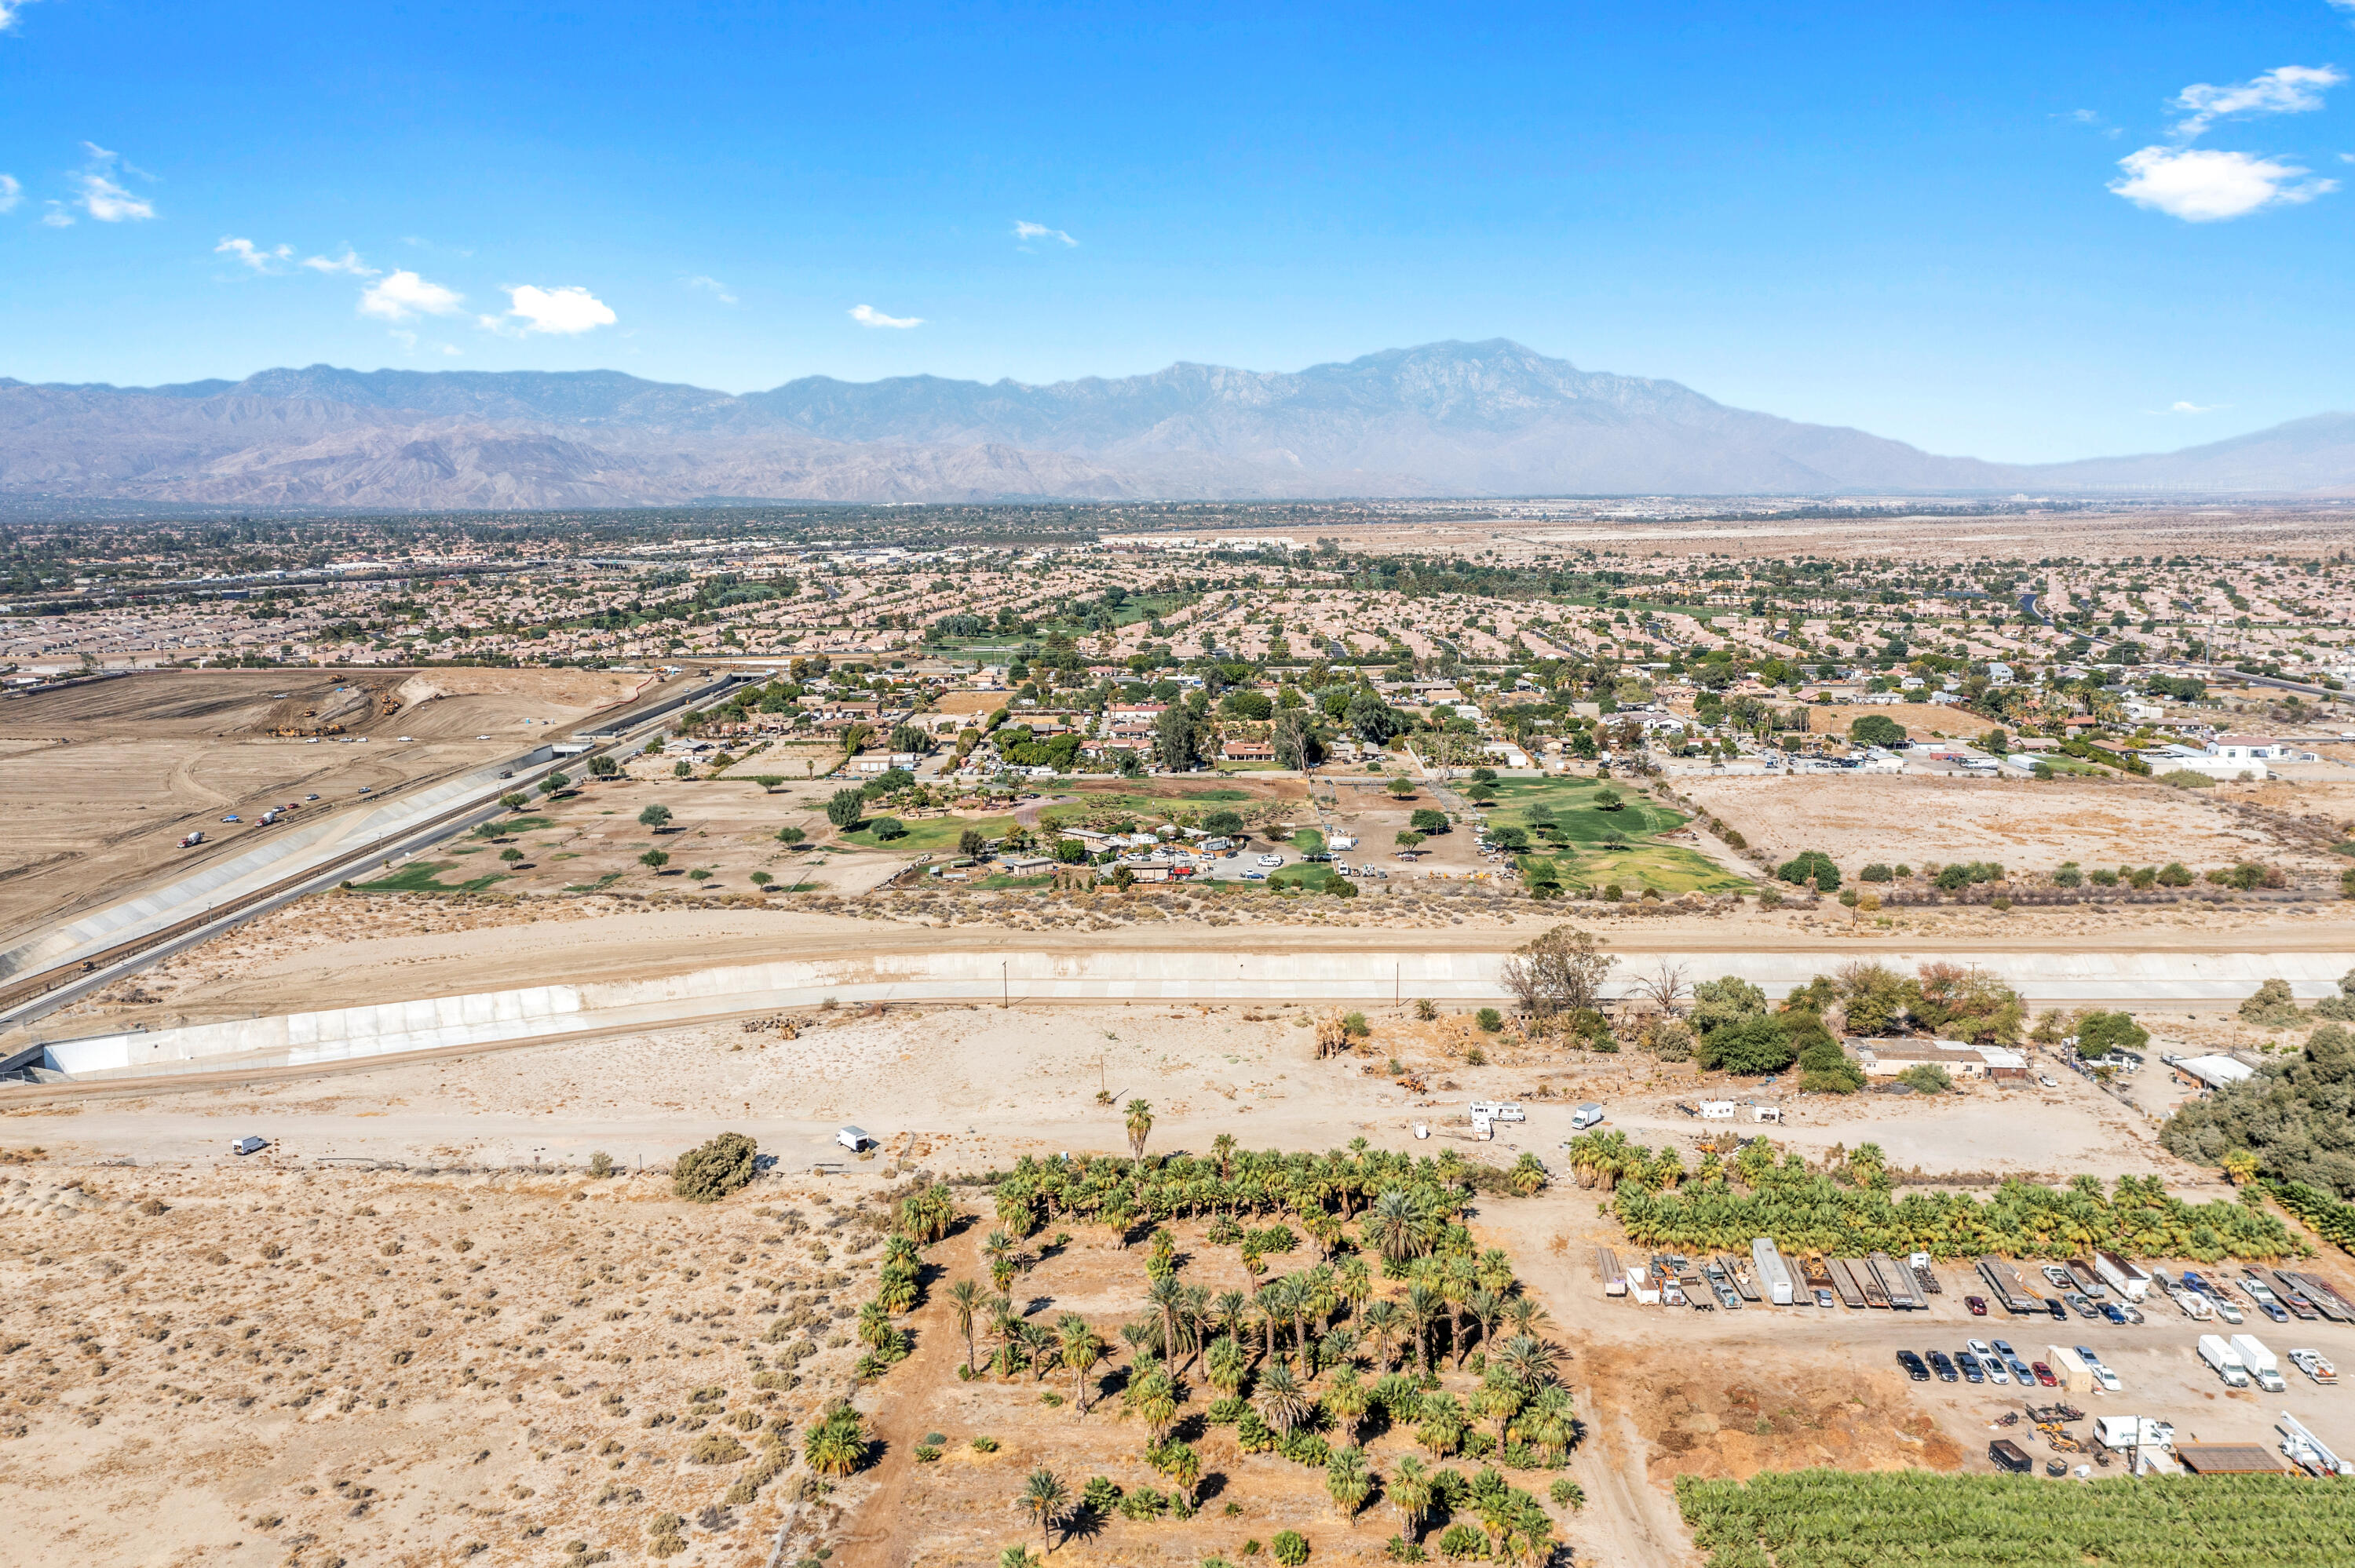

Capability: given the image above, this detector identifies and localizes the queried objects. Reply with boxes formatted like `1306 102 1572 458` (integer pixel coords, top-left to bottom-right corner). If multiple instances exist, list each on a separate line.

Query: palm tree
1212 1132 1236 1178
1253 1360 1313 1435
1213 1290 1248 1343
1324 1446 1372 1521
1335 1256 1373 1323
856 1300 895 1350
1205 1333 1247 1398
1405 1283 1440 1372
1511 1383 1579 1462
947 1278 984 1373
1132 1366 1180 1442
1020 1321 1056 1381
1056 1313 1102 1412
999 1549 1042 1568
1366 1188 1422 1265
1388 1453 1433 1541
803 1406 867 1476
1020 1468 1069 1555
1488 1332 1558 1391
1500 1294 1550 1338
1123 1097 1154 1159
1359 1299 1403 1370
1254 1279 1291 1364
1440 1256 1476 1368
1152 1438 1203 1507
1145 1274 1184 1365
1324 1364 1371 1446
1473 1374 1523 1449
1467 1288 1504 1355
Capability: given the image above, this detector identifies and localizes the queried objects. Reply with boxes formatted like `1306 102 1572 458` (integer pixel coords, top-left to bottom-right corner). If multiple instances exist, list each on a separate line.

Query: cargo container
2093 1251 2151 1303
1988 1438 2035 1473
2199 1334 2251 1388
1751 1238 1796 1306
2045 1344 2096 1395
2229 1333 2287 1393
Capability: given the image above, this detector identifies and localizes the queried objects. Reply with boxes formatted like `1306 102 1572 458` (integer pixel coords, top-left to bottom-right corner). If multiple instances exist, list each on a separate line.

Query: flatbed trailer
1596 1245 1625 1298
1833 1257 1882 1308
1871 1252 1923 1310
1802 1255 1836 1294
1719 1255 1762 1303
2283 1271 2355 1322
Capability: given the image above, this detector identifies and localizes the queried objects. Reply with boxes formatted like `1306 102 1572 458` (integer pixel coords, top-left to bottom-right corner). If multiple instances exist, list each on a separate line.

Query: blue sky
2 1 2351 462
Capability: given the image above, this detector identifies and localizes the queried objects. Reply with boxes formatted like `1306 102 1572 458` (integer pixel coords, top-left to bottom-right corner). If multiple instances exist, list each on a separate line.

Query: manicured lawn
837 811 1018 854
354 860 510 895
1477 777 1749 893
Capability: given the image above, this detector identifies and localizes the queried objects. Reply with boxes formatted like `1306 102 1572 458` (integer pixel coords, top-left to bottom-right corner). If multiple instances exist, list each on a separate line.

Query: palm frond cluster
1571 1132 2298 1262
989 1138 1548 1257
2263 1179 2355 1255
1678 1468 2355 1567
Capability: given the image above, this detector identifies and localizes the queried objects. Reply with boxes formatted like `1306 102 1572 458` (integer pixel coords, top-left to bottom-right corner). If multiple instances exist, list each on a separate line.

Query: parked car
1813 1288 1836 1310
2100 1302 2129 1326
1926 1351 1959 1383
1964 1295 1988 1316
1969 1340 2011 1385
1955 1351 1985 1384
2030 1361 2058 1387
2076 1347 2123 1393
2044 1299 2069 1322
1242 870 1269 881
2037 1074 2060 1088
1896 1351 1930 1382
1255 853 1284 867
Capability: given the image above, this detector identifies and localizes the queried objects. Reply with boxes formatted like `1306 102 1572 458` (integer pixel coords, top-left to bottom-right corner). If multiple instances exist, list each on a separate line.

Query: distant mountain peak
4 343 2350 506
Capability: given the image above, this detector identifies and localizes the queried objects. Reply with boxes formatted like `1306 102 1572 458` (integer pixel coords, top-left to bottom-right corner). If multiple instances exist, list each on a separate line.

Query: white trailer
1750 1237 1796 1306
2094 1417 2173 1452
1469 1100 1526 1123
2200 1334 2252 1388
2094 1250 2152 1304
2232 1334 2288 1393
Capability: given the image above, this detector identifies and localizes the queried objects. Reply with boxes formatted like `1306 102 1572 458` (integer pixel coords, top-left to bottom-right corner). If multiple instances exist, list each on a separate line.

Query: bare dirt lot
0 669 651 941
1680 771 2344 882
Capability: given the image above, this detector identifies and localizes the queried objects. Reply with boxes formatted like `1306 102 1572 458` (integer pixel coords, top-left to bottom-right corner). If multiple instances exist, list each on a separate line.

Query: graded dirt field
1680 771 2348 883
0 669 652 942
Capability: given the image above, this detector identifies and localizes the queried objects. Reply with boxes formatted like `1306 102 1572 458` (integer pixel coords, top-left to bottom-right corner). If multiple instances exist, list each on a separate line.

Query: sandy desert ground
0 669 654 941
1680 770 2355 884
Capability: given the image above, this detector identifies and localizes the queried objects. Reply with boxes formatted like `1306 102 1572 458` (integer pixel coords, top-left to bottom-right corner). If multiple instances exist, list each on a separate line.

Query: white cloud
439 344 462 357
849 303 924 329
2168 400 2225 414
0 173 18 212
303 248 378 276
0 2 38 36
359 269 466 321
495 284 617 335
216 235 290 272
68 144 157 222
2110 145 2336 220
1013 219 1077 247
2172 64 2344 138
683 275 738 304
75 173 153 221
39 202 71 227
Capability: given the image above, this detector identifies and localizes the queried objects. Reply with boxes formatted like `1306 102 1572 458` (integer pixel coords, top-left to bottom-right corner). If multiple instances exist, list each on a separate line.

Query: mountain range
2 339 2349 509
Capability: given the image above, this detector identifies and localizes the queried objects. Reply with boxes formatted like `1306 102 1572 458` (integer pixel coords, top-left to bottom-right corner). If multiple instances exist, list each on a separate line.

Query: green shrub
1271 1530 1309 1566
1474 1008 1504 1034
1896 1063 1953 1096
673 1132 759 1203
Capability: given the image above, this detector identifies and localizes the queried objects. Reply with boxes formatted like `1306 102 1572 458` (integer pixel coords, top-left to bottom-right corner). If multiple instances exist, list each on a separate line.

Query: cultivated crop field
1678 1470 2355 1567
